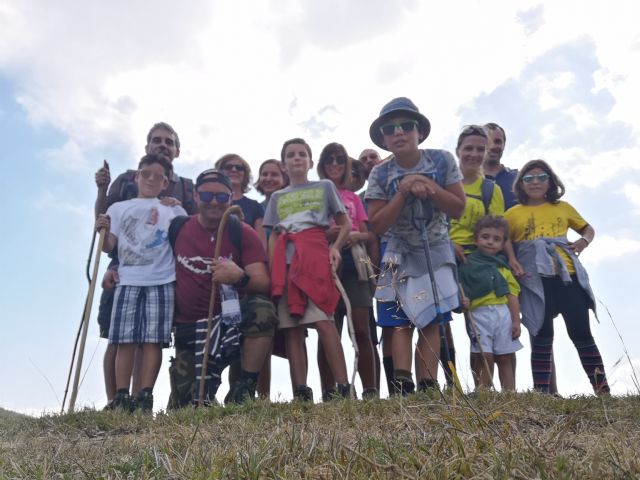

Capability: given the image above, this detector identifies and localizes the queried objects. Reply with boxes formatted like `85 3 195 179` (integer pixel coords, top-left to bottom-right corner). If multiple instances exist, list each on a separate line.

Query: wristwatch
235 271 250 288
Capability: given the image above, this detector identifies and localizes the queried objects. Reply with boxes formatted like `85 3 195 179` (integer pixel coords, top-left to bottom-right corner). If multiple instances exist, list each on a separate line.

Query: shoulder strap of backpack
169 215 190 251
180 177 196 214
118 169 139 201
228 214 243 250
480 178 495 215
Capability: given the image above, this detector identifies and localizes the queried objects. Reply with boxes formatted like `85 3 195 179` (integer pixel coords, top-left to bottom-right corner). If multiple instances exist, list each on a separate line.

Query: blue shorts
109 283 174 345
377 301 453 328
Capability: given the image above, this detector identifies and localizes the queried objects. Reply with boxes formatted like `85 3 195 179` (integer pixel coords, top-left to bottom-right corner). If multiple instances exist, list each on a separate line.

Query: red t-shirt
174 216 267 324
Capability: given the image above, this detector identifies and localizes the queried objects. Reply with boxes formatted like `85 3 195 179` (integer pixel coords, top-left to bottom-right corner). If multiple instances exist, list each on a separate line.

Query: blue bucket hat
369 97 431 151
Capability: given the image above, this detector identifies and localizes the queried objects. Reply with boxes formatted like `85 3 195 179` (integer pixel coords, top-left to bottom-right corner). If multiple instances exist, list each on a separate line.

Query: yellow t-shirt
504 201 588 274
450 176 505 249
470 266 520 310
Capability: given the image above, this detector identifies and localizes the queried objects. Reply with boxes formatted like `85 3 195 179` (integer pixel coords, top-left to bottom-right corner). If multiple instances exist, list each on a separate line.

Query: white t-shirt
106 198 186 286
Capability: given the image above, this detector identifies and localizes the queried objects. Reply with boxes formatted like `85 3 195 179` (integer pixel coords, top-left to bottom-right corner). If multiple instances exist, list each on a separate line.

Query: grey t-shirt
365 149 462 247
263 179 346 233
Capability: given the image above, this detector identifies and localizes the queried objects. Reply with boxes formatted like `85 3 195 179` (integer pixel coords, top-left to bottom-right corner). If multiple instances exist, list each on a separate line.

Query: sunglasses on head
326 154 346 165
460 124 487 137
522 173 550 184
197 191 232 203
379 120 418 136
222 163 246 172
138 170 167 182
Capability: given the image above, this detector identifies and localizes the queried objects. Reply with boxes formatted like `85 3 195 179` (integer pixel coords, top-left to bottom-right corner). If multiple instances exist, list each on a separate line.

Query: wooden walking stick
67 228 106 413
332 272 358 398
198 205 243 406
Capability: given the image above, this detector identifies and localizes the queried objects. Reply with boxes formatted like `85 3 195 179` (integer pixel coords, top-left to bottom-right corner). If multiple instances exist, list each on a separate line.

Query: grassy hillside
1 391 639 479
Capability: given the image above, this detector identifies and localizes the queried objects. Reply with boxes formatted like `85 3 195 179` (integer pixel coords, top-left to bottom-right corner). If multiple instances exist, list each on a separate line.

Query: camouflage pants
167 293 277 409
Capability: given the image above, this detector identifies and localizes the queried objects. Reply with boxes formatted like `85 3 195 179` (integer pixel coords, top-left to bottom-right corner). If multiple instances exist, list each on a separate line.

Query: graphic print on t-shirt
120 206 168 266
277 187 324 220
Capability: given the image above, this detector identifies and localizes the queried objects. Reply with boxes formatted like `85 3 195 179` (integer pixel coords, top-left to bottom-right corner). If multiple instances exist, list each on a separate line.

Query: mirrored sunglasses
327 154 346 165
522 173 550 184
379 120 418 136
197 191 232 203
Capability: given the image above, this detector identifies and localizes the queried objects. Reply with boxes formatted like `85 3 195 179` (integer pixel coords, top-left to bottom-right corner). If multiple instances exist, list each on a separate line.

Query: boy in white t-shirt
96 153 187 411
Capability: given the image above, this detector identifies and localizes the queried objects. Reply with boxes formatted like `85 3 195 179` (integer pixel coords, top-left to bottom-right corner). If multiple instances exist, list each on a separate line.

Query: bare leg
471 353 495 389
285 327 308 387
315 320 348 384
549 353 558 394
391 326 414 373
415 323 440 382
131 346 144 393
495 354 515 390
352 307 376 389
103 343 118 400
115 344 137 391
139 343 162 390
317 340 334 392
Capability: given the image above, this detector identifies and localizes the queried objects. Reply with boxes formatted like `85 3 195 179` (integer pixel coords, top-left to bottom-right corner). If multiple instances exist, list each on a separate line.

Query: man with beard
482 123 518 210
94 122 197 409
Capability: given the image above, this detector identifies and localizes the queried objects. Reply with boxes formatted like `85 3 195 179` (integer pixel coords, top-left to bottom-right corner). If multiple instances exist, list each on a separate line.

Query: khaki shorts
277 284 334 329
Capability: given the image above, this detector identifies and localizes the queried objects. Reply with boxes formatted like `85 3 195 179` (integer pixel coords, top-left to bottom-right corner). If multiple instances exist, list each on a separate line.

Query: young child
95 153 187 411
365 97 465 395
458 215 522 390
505 159 609 394
263 138 351 401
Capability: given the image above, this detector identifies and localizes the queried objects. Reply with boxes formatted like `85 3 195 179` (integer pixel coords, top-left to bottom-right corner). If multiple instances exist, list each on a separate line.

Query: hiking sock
417 378 440 392
393 369 415 396
575 339 610 394
531 336 553 393
383 356 395 395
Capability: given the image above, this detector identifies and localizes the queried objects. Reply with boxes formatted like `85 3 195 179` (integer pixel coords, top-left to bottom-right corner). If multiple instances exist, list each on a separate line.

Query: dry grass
1 391 639 479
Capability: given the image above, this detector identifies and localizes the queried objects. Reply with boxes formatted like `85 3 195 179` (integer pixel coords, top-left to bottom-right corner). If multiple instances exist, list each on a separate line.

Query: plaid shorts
109 282 174 345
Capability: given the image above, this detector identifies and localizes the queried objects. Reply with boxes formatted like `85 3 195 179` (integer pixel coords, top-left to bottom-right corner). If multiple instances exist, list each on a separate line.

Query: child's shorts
377 300 452 328
467 304 523 355
109 282 174 345
276 283 334 329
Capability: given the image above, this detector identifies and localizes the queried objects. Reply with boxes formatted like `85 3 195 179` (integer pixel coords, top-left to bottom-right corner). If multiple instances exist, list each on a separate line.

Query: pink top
338 188 368 231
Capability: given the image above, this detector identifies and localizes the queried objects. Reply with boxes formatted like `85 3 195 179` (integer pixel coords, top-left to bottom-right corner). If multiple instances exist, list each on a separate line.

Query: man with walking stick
94 122 197 409
365 97 465 395
168 169 277 407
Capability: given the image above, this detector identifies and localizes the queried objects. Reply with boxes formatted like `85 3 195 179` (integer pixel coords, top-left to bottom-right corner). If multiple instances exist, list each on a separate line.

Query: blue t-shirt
486 166 518 210
233 195 264 228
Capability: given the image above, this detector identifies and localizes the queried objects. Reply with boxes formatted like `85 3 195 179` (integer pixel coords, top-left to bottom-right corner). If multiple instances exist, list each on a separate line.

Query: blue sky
1 0 639 414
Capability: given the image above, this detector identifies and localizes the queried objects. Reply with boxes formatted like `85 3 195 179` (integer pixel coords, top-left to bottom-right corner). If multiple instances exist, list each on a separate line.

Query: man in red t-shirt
169 169 276 407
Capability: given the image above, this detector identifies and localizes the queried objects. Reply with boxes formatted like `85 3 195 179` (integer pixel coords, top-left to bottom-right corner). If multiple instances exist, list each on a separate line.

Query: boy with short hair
96 153 187 411
458 215 522 390
263 138 351 401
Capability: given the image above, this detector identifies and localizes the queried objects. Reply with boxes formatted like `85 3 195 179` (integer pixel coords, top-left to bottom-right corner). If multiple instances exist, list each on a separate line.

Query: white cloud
44 139 88 171
622 183 640 214
581 234 640 266
32 189 92 218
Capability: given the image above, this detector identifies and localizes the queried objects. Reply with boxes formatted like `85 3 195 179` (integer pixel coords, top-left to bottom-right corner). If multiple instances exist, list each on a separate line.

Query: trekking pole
198 205 243 407
411 199 453 381
67 228 106 413
332 272 358 399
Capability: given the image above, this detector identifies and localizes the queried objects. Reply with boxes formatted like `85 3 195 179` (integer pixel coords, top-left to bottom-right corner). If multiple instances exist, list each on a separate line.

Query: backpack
168 214 243 251
465 178 496 215
118 169 196 214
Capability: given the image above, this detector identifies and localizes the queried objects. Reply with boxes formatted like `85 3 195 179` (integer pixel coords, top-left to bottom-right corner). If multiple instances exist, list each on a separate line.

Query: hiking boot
390 377 415 397
336 382 353 399
135 389 154 413
362 388 379 400
417 378 440 393
113 389 134 412
227 377 257 405
293 385 314 402
103 399 115 411
321 389 337 403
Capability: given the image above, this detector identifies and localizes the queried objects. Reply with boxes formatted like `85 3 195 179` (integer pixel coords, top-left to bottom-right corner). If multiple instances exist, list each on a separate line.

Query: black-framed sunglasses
222 163 247 172
326 154 346 165
522 173 550 184
197 191 232 203
379 120 418 136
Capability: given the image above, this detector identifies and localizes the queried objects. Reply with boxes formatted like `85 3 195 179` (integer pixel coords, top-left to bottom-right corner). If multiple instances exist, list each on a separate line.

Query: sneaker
362 388 379 400
227 378 257 405
336 383 352 399
390 377 415 397
293 385 314 402
417 378 440 393
135 389 154 413
321 389 336 403
113 390 134 412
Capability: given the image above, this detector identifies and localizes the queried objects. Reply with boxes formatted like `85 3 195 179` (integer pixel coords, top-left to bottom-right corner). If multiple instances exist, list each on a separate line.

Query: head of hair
214 153 253 193
146 122 180 151
483 122 506 145
254 158 289 194
280 138 312 163
317 142 352 188
474 215 509 243
138 153 172 177
513 159 565 205
456 124 488 150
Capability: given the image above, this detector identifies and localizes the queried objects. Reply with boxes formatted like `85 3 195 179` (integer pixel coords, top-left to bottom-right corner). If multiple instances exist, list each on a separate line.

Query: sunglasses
197 191 232 203
138 170 167 182
460 125 487 137
222 163 247 172
522 173 550 184
326 154 346 166
379 120 418 136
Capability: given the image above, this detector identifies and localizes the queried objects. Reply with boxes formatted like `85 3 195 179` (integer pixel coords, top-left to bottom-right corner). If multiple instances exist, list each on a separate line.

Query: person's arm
95 214 117 253
568 224 594 255
507 294 521 340
503 239 524 276
94 161 111 218
254 218 267 252
329 212 350 271
210 258 269 295
268 229 279 270
408 175 466 219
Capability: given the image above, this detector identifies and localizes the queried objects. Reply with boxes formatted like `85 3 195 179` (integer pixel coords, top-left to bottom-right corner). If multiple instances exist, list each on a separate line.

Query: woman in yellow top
505 159 609 394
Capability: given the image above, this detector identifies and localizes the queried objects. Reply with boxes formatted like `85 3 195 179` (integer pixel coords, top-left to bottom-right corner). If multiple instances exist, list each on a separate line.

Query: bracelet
580 237 590 245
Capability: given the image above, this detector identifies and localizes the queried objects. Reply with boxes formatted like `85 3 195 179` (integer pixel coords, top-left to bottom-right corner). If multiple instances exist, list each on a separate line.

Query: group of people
92 96 609 413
